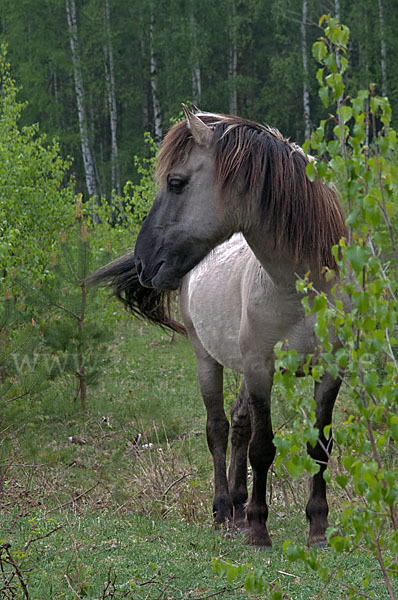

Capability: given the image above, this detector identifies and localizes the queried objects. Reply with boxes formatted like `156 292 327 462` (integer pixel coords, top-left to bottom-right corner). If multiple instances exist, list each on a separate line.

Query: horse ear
181 103 212 148
191 103 200 114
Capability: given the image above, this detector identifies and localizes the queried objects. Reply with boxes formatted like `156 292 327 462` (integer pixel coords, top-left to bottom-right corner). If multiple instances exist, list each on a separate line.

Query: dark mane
156 113 347 272
86 255 186 336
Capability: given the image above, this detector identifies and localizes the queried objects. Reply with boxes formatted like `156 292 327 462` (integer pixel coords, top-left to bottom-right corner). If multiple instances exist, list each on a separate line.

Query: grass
0 315 395 599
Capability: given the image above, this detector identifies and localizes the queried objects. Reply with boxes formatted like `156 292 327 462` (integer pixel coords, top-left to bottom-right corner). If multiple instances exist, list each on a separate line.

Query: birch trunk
140 34 150 131
65 0 97 198
378 0 387 96
192 64 201 106
150 10 162 143
228 0 238 114
334 0 340 21
103 0 121 195
334 0 344 112
190 9 201 105
301 0 311 140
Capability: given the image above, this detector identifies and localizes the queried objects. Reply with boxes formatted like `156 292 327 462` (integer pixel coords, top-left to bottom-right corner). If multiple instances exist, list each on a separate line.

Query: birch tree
149 7 162 143
378 0 387 96
228 0 238 114
301 0 311 139
65 0 98 198
190 6 201 106
103 0 121 195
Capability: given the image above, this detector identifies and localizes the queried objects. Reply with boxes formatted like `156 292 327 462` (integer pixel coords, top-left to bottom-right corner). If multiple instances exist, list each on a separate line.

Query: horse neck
241 224 324 291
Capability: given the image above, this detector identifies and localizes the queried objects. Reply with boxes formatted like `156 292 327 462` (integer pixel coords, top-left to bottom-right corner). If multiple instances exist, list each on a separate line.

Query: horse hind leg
306 372 342 547
228 378 251 529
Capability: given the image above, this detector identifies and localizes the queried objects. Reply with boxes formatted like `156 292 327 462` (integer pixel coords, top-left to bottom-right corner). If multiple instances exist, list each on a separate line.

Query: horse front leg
244 366 275 549
195 351 232 526
306 372 342 547
228 378 251 529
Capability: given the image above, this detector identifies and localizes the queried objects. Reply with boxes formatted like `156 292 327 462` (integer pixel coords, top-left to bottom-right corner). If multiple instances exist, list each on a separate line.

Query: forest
0 4 397 600
1 0 397 199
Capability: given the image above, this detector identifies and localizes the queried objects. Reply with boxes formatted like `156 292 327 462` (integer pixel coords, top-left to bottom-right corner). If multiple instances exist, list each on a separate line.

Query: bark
334 0 343 113
103 0 121 195
334 0 340 21
301 0 311 140
377 0 387 96
192 64 201 106
65 0 97 198
228 0 238 114
149 9 162 143
190 9 201 105
140 34 150 131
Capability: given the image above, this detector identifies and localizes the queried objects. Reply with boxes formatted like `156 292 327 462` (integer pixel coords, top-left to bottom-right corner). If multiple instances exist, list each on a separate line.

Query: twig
0 463 47 468
23 526 63 553
186 584 245 599
45 480 100 515
1 544 30 600
162 473 190 498
373 530 396 600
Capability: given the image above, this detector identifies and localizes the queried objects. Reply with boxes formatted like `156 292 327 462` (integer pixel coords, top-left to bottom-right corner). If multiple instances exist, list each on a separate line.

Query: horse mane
156 113 347 272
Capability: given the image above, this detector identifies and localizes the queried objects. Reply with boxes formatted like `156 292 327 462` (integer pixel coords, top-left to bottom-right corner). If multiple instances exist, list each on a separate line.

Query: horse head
134 107 236 290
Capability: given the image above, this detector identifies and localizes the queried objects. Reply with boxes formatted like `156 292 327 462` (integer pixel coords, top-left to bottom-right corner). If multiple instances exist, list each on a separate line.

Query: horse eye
168 177 186 194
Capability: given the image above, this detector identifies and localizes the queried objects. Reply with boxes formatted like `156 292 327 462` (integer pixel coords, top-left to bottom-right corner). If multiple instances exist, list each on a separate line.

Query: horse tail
86 253 187 336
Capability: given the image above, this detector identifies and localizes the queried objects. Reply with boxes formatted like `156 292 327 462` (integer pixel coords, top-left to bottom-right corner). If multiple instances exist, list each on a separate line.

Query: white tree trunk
103 0 121 195
301 0 311 140
150 10 162 143
190 9 201 105
228 0 238 114
334 0 343 112
378 0 387 96
192 64 201 106
65 0 97 198
334 0 340 21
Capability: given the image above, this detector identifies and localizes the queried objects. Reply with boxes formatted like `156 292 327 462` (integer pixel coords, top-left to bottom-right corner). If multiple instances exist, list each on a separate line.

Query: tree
214 16 398 599
65 0 98 199
0 44 75 289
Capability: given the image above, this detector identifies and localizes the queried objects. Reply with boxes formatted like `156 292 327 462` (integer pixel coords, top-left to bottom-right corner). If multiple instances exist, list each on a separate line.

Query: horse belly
182 236 248 372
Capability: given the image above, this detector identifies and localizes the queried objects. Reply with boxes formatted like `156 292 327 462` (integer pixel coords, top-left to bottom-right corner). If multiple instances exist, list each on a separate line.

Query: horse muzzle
136 257 181 291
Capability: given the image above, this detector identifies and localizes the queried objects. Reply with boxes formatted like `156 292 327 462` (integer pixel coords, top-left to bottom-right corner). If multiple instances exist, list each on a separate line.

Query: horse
89 106 347 549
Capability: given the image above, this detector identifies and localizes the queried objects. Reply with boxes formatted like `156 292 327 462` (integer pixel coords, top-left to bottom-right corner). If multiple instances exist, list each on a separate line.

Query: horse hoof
308 540 328 549
245 530 272 550
308 536 327 549
233 517 248 531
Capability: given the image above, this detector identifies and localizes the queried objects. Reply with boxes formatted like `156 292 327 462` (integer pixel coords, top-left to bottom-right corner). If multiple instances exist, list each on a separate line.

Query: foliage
0 291 46 409
18 198 117 409
215 15 398 600
123 132 159 228
1 0 398 197
0 44 75 290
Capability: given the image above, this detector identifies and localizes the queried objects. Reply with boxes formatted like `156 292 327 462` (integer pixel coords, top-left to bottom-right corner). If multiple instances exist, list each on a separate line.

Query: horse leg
193 345 232 525
244 366 275 549
306 372 342 547
228 379 251 529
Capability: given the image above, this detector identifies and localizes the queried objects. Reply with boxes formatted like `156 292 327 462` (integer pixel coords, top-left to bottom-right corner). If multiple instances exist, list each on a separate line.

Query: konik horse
90 107 347 549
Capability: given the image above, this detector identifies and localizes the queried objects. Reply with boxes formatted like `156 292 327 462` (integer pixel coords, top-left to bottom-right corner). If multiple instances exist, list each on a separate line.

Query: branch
185 584 245 600
45 480 100 515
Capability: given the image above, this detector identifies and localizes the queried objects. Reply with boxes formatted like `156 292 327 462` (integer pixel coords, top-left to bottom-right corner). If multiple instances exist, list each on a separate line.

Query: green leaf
336 474 348 488
319 86 329 107
312 41 327 62
344 246 369 272
340 105 352 124
306 160 316 181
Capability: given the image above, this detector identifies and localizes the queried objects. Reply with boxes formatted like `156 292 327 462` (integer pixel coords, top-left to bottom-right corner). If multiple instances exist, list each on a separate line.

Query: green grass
0 316 395 599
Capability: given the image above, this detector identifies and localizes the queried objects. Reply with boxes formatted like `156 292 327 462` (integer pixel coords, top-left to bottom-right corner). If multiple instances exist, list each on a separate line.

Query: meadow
1 315 393 599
